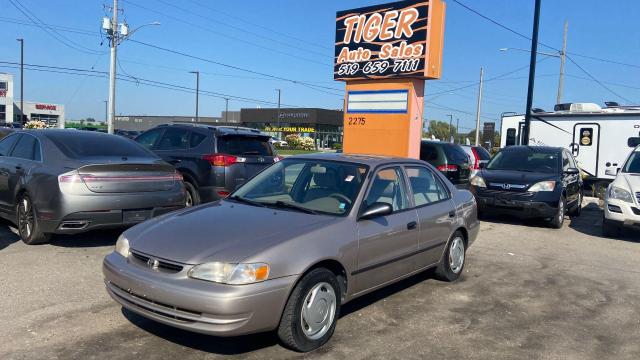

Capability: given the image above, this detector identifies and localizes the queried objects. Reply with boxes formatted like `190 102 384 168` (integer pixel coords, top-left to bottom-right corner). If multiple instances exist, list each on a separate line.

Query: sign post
335 0 446 158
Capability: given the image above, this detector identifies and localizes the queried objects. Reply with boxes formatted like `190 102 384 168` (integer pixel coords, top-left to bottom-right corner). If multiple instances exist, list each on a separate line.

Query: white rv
500 103 640 183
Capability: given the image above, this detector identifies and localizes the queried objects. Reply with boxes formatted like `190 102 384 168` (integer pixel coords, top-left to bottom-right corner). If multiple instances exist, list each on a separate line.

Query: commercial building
0 73 65 127
117 108 344 147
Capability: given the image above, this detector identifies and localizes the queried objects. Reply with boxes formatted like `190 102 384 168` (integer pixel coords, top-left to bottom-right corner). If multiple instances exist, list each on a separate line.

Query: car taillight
437 164 459 172
173 171 183 181
471 148 480 170
217 190 230 197
202 154 246 167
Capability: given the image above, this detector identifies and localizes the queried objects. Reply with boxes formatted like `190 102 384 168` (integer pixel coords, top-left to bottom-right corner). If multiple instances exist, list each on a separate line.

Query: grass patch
276 149 321 156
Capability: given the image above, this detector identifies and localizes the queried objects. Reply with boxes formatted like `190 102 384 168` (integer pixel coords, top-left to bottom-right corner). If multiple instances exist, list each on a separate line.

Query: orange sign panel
334 0 446 81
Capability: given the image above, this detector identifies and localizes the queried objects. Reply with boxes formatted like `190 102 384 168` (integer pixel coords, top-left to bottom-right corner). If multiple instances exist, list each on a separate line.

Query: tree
85 117 96 123
426 120 456 141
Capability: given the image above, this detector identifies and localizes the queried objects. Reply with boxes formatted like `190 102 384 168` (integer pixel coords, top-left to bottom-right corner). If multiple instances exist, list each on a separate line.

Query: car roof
22 129 126 141
500 145 563 153
287 152 428 167
157 123 266 137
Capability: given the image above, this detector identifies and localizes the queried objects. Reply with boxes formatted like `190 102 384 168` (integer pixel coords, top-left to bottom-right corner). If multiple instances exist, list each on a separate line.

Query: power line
8 0 104 55
122 0 331 67
567 52 640 70
0 61 308 107
565 56 636 104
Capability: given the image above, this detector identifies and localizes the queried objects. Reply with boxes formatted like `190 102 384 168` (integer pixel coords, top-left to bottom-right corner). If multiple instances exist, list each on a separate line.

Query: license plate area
123 209 152 223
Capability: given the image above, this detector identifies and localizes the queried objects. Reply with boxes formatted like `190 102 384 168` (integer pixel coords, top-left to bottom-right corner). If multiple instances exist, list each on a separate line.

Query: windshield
231 159 368 216
487 150 559 173
622 151 640 173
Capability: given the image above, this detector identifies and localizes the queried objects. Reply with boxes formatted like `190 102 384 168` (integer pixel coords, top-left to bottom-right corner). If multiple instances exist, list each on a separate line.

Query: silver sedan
103 153 479 352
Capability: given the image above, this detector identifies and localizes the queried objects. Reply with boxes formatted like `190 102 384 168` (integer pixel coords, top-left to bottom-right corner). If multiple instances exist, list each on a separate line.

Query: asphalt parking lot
1 200 639 360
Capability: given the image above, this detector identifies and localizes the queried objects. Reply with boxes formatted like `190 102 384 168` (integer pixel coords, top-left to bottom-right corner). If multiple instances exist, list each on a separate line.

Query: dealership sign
0 90 6 97
35 104 57 111
334 0 445 81
264 126 315 133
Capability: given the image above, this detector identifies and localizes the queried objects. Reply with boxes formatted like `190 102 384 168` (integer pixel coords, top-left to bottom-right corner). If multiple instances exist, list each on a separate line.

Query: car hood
478 169 557 187
125 201 337 264
613 173 640 193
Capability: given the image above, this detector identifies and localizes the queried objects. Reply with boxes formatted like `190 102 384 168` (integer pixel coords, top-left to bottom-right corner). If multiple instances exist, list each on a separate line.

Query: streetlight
189 71 199 122
275 89 282 138
16 38 23 124
499 22 567 106
103 0 160 134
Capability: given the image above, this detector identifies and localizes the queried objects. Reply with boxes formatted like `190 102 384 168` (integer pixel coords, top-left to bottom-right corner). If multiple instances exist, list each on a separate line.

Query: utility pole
104 100 108 123
523 0 542 146
224 98 229 122
474 67 484 146
456 118 459 144
557 21 568 105
107 0 118 134
276 89 281 136
447 114 453 142
190 71 199 122
16 38 23 124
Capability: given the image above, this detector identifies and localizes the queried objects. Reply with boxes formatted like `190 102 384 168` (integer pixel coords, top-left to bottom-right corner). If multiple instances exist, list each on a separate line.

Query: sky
1 0 639 133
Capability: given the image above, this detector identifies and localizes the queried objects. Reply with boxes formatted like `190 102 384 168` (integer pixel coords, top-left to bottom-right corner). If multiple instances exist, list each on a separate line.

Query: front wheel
183 181 200 207
549 197 566 229
277 268 341 352
17 194 51 245
435 231 466 282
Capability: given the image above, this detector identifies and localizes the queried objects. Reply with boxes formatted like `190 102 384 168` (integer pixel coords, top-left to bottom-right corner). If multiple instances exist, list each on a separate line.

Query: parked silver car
0 130 186 244
103 153 479 352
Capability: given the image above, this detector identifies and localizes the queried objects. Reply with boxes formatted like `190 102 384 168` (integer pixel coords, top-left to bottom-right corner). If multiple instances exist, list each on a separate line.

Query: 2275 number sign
347 116 366 126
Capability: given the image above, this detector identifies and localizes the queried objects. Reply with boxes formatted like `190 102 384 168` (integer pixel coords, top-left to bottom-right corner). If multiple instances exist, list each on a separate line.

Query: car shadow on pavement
0 219 20 251
569 202 640 243
122 308 279 355
479 213 552 229
50 229 124 248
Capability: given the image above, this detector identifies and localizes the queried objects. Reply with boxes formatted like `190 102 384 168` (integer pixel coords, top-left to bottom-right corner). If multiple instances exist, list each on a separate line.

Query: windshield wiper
268 201 319 215
227 195 267 207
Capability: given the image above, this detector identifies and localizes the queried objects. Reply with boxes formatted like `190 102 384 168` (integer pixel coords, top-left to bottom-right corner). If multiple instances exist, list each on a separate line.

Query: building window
0 82 7 91
0 105 6 121
506 128 517 146
31 113 59 126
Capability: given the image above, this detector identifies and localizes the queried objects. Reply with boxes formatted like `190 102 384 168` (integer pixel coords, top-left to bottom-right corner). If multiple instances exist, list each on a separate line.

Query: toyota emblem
147 258 160 270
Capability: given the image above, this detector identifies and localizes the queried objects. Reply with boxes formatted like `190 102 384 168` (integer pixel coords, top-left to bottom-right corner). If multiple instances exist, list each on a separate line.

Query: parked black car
0 130 185 244
469 146 582 228
115 129 140 139
135 124 279 206
420 140 471 188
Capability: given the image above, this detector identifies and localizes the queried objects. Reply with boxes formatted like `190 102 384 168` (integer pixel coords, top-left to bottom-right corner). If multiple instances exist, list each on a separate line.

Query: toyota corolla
103 153 479 352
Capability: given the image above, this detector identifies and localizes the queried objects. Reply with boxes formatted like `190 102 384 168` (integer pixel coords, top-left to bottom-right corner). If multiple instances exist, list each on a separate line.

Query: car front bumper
603 198 640 229
102 252 296 336
472 188 559 219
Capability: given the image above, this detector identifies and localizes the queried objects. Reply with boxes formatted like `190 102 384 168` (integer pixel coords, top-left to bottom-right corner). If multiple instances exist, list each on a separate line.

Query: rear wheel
549 197 566 229
17 194 51 245
435 231 466 282
277 268 341 352
183 181 200 207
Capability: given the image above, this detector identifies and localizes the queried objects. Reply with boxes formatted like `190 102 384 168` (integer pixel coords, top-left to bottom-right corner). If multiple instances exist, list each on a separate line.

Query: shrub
332 143 343 150
24 120 48 129
298 136 315 151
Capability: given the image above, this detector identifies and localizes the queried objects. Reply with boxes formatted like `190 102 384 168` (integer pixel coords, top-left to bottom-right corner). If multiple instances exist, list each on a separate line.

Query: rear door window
406 166 450 206
135 128 164 149
190 132 207 148
420 144 438 162
217 135 273 156
0 134 19 156
156 128 189 150
474 146 491 160
11 134 37 160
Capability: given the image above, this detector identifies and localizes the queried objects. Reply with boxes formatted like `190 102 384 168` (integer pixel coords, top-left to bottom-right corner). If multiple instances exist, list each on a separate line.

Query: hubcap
18 197 34 238
449 237 465 274
185 191 193 207
300 282 336 340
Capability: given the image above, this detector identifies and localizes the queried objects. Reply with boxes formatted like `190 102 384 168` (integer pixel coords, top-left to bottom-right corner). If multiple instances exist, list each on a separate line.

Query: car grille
130 251 184 273
480 189 535 200
109 283 201 322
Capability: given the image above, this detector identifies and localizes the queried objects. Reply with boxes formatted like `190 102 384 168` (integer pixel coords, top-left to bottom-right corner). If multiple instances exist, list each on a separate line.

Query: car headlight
609 186 633 203
115 234 130 257
528 181 556 192
188 262 270 285
470 176 486 188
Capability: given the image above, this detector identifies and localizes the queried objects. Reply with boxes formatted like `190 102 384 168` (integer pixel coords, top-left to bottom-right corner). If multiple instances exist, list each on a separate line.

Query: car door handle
15 165 23 171
407 221 417 230
448 211 455 218
168 159 181 164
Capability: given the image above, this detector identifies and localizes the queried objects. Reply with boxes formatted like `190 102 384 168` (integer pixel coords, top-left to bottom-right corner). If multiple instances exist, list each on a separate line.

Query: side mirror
605 168 620 176
479 162 486 169
565 167 580 175
359 202 392 220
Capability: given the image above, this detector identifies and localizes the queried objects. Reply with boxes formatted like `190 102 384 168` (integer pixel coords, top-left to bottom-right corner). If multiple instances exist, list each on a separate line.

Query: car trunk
76 162 178 193
215 134 276 190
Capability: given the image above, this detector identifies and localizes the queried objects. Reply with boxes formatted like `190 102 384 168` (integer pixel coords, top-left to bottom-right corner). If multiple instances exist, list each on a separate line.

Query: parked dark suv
135 124 278 206
469 146 582 228
420 140 471 188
